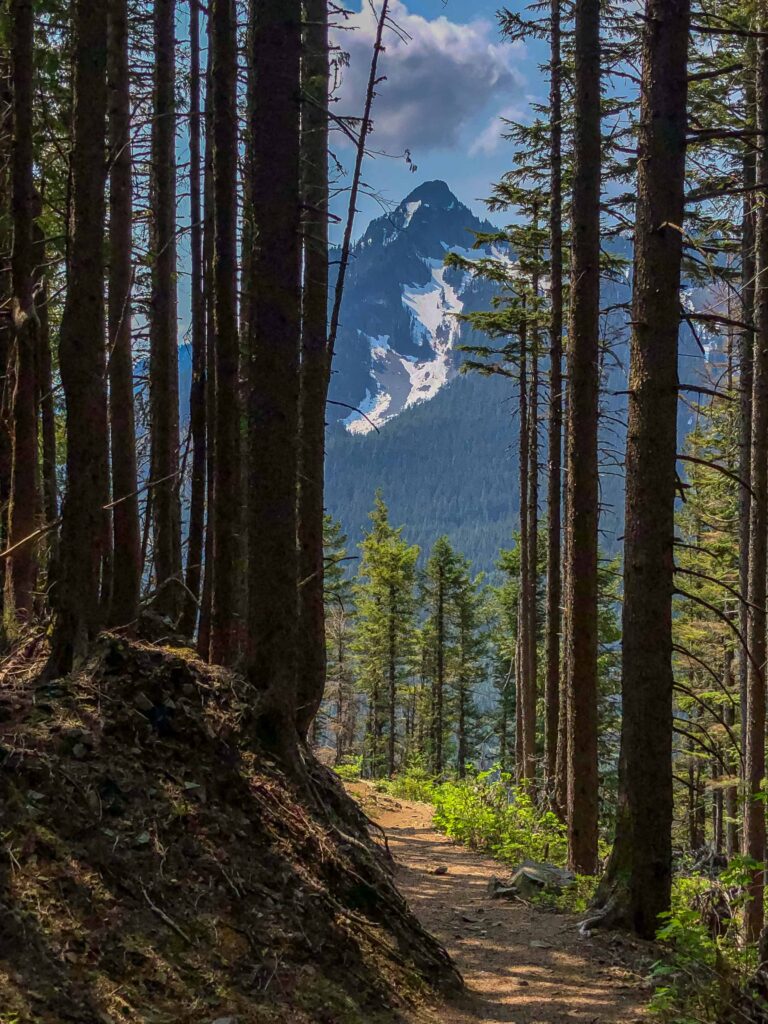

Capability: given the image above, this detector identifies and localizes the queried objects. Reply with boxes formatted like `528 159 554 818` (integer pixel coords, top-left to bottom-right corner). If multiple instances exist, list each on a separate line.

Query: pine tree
296 0 332 738
422 536 463 776
246 0 303 761
107 0 141 627
453 561 486 778
47 0 110 673
7 0 39 623
744 3 768 941
149 0 182 620
322 515 357 761
590 0 691 938
353 494 418 778
210 0 241 665
565 0 601 877
179 0 207 639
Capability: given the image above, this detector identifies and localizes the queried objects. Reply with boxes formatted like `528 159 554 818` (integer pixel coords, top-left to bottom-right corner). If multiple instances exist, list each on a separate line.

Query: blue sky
332 0 548 235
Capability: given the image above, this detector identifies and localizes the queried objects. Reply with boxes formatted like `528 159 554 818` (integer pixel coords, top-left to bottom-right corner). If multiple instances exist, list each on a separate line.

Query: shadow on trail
368 794 650 1024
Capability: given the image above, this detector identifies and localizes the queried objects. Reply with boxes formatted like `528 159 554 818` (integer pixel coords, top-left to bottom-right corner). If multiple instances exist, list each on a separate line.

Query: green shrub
650 860 761 1023
384 765 437 803
432 769 568 866
334 756 363 783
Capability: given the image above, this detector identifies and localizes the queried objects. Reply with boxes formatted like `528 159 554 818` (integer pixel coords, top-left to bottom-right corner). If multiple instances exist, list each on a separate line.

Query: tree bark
0 56 12 626
180 0 207 641
209 0 241 665
197 45 216 660
555 414 570 817
0 59 11 626
590 0 690 939
33 223 57 575
517 327 534 782
107 0 141 627
7 0 40 622
149 0 182 620
296 0 331 737
739 40 757 798
545 0 564 800
723 647 738 858
565 0 600 877
47 0 109 673
388 585 397 777
246 0 302 761
524 328 538 782
433 567 445 776
744 8 768 943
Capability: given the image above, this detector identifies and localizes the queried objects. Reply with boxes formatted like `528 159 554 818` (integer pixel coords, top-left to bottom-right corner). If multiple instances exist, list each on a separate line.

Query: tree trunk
524 330 538 782
723 647 738 858
7 0 40 622
296 0 331 737
565 0 600 876
33 223 57 572
434 568 445 776
555 424 570 818
246 0 302 762
0 57 12 625
209 0 241 666
47 0 109 673
545 0 564 797
739 41 757 798
590 0 690 938
744 10 768 944
180 0 207 640
457 621 468 778
107 0 141 627
388 586 397 777
517 327 534 782
149 0 182 620
197 50 216 660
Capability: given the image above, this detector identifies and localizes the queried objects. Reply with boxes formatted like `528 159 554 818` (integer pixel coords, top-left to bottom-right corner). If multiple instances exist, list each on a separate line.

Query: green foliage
353 493 420 777
382 764 438 804
649 864 761 1024
533 874 600 914
431 769 567 866
333 756 363 783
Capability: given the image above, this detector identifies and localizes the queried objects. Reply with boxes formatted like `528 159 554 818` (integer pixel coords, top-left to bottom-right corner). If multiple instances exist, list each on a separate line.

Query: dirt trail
353 785 654 1024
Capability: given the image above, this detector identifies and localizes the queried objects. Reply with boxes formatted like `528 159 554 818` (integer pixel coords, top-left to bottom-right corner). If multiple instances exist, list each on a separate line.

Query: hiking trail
351 783 654 1024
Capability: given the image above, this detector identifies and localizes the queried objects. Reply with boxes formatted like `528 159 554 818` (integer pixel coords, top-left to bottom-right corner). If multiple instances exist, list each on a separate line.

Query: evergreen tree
322 515 357 760
149 0 182 620
107 0 141 627
422 536 464 776
353 494 418 778
7 0 39 624
590 0 691 938
246 0 303 763
47 0 110 674
210 0 241 665
453 561 486 778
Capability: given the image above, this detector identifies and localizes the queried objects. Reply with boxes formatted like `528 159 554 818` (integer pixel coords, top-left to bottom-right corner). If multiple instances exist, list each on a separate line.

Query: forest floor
350 783 655 1024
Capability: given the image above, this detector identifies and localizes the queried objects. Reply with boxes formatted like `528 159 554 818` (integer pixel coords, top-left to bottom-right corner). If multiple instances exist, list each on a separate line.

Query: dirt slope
353 785 654 1024
0 635 457 1024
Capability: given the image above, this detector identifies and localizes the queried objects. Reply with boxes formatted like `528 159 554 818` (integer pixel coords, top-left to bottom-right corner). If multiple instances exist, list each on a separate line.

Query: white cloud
468 105 524 157
333 1 525 154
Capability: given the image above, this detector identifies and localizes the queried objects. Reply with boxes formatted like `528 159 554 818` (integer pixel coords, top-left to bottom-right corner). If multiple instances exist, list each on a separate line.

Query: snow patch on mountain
345 261 467 434
332 180 505 435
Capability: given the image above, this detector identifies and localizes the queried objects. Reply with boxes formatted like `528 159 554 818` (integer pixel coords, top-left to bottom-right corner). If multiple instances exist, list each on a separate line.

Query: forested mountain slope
324 185 706 570
327 372 625 569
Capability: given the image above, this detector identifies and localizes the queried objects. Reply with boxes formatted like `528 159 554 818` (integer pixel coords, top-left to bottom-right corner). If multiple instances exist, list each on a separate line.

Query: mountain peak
401 179 458 211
